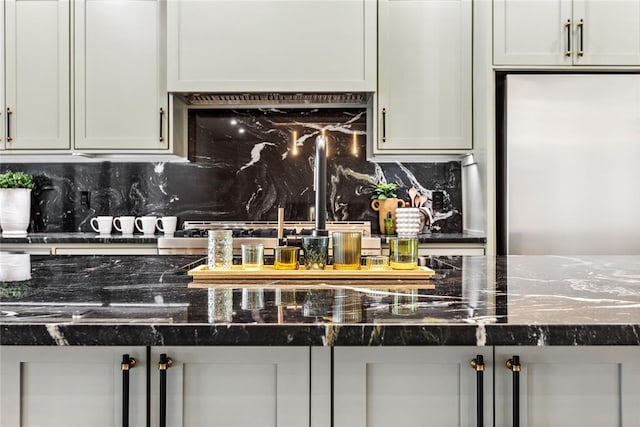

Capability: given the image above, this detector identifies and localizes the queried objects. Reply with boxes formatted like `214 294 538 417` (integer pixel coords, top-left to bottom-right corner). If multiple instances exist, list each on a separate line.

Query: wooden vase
370 198 405 235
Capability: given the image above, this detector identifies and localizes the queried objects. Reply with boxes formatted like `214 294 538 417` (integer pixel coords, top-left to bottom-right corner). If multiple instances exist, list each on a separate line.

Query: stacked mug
394 207 423 237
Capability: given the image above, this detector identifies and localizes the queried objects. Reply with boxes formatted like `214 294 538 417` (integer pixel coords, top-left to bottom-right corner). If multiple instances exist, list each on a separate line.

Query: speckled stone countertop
0 232 158 244
1 255 638 346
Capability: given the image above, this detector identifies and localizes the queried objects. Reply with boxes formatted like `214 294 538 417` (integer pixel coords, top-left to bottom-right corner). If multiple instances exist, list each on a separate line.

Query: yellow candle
352 132 358 156
291 130 298 155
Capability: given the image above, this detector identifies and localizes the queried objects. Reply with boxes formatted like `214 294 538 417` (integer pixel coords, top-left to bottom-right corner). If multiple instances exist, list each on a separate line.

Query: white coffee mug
156 216 177 236
91 216 114 235
113 216 135 235
135 216 157 236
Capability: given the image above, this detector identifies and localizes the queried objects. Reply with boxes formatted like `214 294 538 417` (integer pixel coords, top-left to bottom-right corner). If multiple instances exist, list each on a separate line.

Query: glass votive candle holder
365 255 389 270
331 231 362 270
302 236 329 270
241 243 264 270
207 230 233 270
241 288 265 310
274 246 300 270
389 237 419 270
390 288 419 315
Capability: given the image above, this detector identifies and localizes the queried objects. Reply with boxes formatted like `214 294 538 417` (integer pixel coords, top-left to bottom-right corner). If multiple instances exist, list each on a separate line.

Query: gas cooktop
174 228 299 238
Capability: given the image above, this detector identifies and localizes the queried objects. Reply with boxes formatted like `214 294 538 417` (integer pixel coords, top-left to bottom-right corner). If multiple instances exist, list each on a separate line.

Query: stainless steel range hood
172 92 371 108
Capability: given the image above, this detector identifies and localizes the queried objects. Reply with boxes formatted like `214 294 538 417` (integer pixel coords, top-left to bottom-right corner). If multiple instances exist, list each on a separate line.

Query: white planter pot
0 253 31 281
0 188 32 237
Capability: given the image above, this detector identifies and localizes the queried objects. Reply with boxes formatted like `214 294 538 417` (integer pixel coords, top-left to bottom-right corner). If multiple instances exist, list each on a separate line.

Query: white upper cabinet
0 2 5 150
494 0 640 66
573 0 640 65
4 0 71 150
2 0 169 154
167 0 376 92
375 0 473 153
74 0 167 150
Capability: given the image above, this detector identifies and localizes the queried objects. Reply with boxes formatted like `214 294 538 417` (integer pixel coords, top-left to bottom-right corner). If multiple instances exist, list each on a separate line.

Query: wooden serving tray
189 264 434 279
188 281 435 290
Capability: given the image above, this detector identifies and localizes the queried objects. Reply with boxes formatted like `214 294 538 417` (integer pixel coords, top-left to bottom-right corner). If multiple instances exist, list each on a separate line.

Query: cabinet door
573 0 640 65
1 2 5 150
495 346 640 427
74 0 167 150
334 347 492 427
494 0 572 65
4 0 71 150
0 346 147 427
151 346 310 427
377 0 472 153
167 0 376 92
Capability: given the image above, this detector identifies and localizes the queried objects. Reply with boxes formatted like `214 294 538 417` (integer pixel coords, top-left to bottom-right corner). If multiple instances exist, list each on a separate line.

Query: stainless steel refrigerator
497 73 640 255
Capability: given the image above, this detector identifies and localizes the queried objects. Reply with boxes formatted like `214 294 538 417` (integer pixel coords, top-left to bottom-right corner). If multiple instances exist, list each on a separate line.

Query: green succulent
370 182 398 200
0 171 34 189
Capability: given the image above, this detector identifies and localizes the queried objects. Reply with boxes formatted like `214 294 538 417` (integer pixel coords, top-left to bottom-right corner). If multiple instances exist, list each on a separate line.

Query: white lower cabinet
0 346 310 427
3 345 639 427
0 346 147 427
150 346 310 427
494 346 640 427
333 347 493 427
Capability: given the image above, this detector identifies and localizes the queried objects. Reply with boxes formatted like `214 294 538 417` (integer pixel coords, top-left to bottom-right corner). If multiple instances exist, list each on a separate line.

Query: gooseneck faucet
313 135 328 236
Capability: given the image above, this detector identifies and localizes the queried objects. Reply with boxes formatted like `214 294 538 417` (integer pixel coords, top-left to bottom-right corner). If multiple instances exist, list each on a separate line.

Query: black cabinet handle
158 353 173 427
471 355 485 427
506 356 521 427
7 108 13 142
577 19 584 57
121 354 137 427
381 108 387 143
159 108 165 142
564 19 572 57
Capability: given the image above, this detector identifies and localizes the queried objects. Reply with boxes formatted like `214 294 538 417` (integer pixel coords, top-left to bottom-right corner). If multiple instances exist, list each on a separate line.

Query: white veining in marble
46 324 68 345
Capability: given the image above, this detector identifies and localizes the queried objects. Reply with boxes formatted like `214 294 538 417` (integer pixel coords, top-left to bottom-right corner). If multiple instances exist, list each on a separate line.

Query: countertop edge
2 323 639 347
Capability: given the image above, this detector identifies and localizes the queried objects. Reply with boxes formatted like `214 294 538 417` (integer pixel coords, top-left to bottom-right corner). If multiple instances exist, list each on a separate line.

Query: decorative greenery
0 171 34 189
370 182 398 200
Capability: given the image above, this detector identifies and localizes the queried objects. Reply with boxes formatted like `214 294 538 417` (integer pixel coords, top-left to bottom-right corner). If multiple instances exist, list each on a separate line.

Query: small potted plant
0 171 34 237
370 182 404 235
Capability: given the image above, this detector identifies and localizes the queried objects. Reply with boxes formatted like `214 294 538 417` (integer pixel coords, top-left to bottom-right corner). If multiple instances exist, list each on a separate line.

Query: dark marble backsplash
1 108 462 234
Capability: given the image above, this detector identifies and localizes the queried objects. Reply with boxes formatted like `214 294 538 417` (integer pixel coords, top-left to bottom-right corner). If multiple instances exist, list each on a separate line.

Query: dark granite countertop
0 232 158 244
378 232 486 244
1 255 638 346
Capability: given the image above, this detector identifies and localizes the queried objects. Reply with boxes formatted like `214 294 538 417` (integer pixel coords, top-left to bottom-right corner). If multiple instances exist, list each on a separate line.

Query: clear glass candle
207 230 233 270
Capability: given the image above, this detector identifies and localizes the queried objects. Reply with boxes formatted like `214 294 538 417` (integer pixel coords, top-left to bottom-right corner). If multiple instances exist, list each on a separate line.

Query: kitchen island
1 255 639 426
1 254 638 346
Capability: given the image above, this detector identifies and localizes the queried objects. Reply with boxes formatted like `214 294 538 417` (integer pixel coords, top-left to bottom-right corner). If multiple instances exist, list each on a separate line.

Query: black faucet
313 135 328 237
